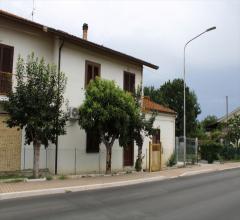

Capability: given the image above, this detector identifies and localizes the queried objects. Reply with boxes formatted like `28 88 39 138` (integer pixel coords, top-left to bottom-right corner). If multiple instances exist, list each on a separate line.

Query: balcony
0 72 12 96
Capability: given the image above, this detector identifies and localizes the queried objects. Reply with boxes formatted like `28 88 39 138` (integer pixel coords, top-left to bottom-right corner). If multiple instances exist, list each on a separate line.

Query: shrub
199 141 223 163
220 145 240 161
167 153 176 167
58 175 67 180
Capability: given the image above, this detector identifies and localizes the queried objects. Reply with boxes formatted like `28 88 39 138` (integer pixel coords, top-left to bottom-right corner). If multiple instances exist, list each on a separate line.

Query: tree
201 115 218 132
227 114 240 148
79 78 138 174
125 87 155 171
5 53 67 178
144 79 201 137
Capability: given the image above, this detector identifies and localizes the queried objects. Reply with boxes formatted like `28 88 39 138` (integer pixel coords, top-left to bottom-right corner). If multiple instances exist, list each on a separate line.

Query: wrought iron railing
0 72 12 95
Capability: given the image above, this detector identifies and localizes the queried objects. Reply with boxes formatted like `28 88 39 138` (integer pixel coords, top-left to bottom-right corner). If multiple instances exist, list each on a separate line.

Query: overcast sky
1 0 239 120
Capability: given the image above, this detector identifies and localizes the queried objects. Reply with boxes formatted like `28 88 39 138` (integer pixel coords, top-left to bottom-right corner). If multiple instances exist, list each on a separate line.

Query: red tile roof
142 96 176 115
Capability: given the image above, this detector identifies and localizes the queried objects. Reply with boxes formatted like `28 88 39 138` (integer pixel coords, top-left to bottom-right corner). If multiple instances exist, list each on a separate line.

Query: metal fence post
175 137 179 164
74 148 77 175
23 147 26 169
46 148 48 169
195 137 198 163
99 149 101 174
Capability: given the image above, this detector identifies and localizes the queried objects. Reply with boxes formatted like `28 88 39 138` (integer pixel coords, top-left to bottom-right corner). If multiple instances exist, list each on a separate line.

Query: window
0 43 14 95
123 71 135 93
152 129 160 144
85 60 101 87
86 130 100 153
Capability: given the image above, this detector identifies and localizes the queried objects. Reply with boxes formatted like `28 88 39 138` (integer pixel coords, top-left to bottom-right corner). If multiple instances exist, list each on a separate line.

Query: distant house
0 10 176 174
218 107 240 124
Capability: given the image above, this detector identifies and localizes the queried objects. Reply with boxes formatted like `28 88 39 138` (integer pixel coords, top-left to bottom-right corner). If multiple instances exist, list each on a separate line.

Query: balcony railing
0 72 12 96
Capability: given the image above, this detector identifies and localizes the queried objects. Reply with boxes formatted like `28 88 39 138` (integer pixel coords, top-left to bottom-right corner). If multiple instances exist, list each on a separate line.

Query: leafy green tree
126 87 155 171
201 115 218 132
227 114 240 148
144 79 201 137
5 54 67 178
79 78 138 174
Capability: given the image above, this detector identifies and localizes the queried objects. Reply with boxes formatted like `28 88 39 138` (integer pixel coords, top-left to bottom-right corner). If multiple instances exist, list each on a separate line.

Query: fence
21 146 150 175
175 137 198 164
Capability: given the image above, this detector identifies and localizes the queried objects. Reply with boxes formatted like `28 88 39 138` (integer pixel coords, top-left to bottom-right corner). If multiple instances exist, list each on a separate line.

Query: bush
167 153 176 167
220 145 240 161
199 141 223 163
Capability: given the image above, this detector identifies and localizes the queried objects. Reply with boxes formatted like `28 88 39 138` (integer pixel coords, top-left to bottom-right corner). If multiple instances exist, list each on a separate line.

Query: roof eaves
0 10 159 70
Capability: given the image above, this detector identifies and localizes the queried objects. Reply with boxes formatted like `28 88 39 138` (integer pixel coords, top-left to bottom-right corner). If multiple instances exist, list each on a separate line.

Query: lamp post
183 26 216 166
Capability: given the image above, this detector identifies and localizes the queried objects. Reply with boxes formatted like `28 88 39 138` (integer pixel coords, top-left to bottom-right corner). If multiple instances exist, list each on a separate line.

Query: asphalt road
0 168 240 220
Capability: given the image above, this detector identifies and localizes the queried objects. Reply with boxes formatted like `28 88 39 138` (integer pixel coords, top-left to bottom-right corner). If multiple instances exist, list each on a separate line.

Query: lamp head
206 26 216 32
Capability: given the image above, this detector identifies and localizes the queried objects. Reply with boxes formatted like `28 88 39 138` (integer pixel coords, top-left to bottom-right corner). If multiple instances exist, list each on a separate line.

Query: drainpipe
55 38 64 175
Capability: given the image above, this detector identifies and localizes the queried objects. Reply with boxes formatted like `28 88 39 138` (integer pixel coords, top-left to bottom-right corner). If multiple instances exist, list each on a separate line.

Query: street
0 168 240 220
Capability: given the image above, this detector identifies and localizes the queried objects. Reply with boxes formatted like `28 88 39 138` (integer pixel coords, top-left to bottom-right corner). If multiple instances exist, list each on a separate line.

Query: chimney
82 23 88 40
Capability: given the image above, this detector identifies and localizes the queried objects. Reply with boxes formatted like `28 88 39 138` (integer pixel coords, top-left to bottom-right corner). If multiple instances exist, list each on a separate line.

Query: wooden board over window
85 60 101 87
0 43 14 95
86 130 100 153
123 71 135 93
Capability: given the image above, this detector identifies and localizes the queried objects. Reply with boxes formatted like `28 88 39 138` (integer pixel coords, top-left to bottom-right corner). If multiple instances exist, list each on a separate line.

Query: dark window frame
152 129 161 144
0 43 14 95
85 60 101 88
0 43 14 73
86 131 100 153
123 71 135 93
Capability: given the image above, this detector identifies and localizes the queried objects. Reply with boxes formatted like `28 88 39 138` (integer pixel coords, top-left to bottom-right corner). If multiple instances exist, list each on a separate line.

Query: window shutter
86 130 100 153
85 61 101 87
2 47 13 73
130 74 135 93
94 66 99 78
123 72 128 91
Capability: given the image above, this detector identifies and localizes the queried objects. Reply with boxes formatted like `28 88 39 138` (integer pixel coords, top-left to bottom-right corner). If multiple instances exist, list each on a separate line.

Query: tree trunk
33 141 41 178
106 145 112 174
135 144 143 171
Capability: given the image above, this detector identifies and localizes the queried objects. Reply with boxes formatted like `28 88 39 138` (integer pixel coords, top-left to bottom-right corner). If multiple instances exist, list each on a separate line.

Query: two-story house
0 10 176 174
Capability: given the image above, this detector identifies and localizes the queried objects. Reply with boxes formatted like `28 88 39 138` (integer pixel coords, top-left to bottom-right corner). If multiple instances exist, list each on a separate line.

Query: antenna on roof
31 0 36 21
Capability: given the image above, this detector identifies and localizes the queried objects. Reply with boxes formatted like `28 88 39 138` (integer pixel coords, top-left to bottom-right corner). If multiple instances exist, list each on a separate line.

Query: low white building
0 10 176 174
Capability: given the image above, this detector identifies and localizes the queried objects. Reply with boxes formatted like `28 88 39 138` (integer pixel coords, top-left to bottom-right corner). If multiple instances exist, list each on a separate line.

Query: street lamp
183 26 216 166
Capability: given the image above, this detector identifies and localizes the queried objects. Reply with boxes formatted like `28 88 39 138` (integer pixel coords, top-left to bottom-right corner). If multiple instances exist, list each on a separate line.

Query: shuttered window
85 60 101 87
152 129 161 144
123 71 135 93
86 130 100 153
0 44 14 95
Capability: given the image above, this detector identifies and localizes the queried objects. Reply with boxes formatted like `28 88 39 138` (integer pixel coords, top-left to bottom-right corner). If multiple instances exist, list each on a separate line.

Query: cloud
1 0 239 119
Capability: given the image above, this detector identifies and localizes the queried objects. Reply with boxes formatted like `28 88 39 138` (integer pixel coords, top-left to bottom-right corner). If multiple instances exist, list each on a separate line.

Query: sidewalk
1 162 240 200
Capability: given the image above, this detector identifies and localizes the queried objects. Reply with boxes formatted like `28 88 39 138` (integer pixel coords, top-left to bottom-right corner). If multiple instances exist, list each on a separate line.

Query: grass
4 179 24 183
0 175 25 180
46 176 53 181
58 175 67 180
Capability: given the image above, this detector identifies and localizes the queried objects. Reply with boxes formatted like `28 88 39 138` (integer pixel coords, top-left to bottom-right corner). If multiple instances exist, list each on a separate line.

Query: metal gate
149 142 162 172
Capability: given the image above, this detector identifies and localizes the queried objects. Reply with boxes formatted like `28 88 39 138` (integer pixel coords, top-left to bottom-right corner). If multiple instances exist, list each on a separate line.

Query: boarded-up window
86 130 100 153
85 60 101 87
123 71 135 93
0 44 14 95
152 129 160 144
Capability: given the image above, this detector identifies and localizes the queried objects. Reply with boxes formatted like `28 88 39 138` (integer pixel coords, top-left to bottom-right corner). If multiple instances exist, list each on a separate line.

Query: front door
124 142 134 166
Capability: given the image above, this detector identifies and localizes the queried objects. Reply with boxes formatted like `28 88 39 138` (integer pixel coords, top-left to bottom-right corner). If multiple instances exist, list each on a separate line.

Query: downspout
55 38 64 175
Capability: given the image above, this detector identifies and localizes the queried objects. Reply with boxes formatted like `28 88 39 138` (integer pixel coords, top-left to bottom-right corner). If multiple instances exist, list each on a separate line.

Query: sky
0 0 239 120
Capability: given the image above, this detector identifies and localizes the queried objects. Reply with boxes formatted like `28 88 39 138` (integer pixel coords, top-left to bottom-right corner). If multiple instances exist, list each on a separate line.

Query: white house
0 10 176 174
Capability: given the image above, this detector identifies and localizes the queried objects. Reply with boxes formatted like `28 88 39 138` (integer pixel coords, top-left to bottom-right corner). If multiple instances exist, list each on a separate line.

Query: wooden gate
149 142 162 172
0 114 21 171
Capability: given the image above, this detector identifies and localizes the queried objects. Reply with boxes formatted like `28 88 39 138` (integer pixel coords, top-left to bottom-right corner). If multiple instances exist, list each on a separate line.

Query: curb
0 175 167 201
1 165 240 201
